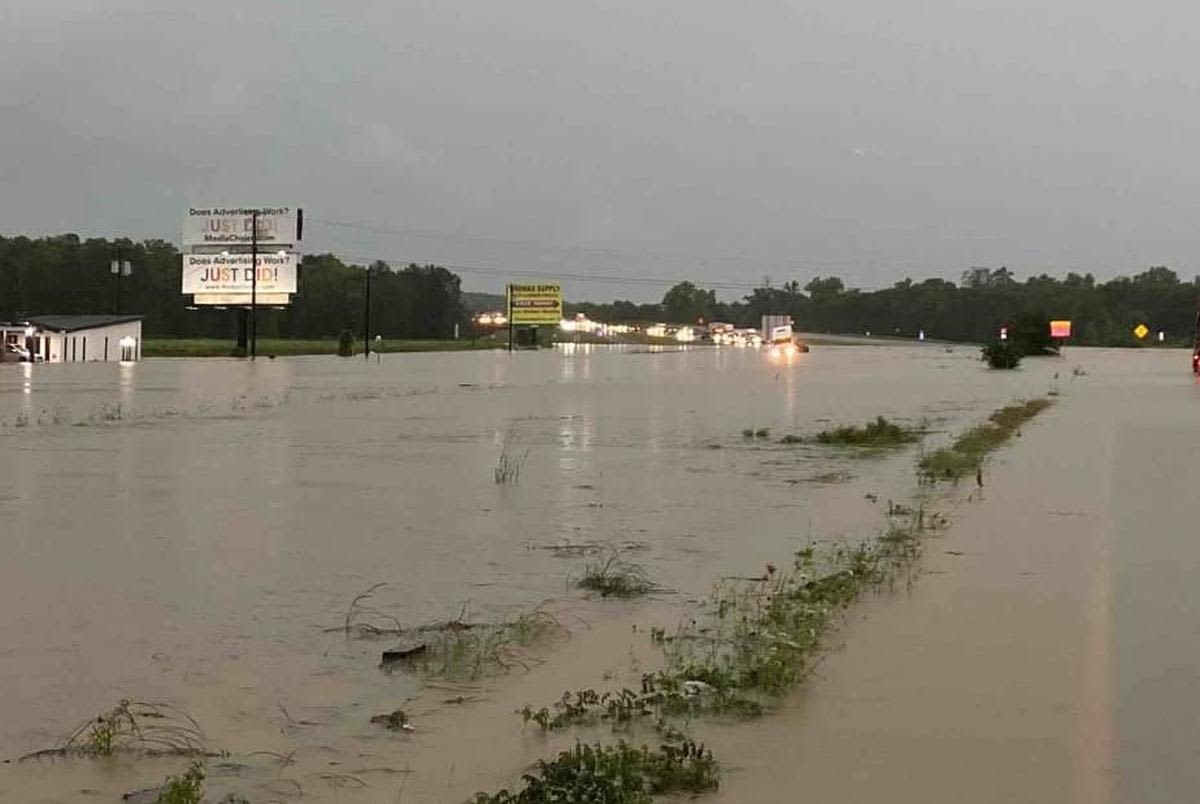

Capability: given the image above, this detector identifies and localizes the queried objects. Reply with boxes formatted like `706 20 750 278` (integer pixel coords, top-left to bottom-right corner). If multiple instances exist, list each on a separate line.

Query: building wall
48 321 143 363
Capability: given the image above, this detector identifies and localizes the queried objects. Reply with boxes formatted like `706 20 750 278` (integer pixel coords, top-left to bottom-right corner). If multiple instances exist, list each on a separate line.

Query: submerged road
707 348 1198 804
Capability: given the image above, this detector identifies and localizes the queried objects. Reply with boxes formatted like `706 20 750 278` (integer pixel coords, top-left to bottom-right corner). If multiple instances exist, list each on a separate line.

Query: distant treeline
570 267 1200 345
3 235 1197 345
0 235 465 340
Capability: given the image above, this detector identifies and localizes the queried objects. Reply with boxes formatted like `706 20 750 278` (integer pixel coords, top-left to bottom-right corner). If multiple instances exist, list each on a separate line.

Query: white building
1 315 143 363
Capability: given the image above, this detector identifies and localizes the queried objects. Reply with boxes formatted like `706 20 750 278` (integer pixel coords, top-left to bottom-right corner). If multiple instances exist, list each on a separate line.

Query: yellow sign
508 283 562 325
1133 323 1149 340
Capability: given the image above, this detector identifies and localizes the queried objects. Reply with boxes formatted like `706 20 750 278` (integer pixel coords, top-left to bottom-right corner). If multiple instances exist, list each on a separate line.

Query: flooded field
0 344 1185 802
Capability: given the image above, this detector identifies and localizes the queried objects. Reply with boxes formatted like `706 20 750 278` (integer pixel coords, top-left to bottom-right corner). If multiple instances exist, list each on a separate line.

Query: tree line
3 234 1197 345
569 266 1200 345
0 235 466 340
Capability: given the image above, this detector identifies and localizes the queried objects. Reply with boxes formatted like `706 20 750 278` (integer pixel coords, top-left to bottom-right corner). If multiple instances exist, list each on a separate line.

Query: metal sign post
250 210 258 360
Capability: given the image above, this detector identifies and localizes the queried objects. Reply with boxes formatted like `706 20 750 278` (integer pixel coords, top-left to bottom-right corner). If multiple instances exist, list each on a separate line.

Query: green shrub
337 329 355 357
982 341 1021 369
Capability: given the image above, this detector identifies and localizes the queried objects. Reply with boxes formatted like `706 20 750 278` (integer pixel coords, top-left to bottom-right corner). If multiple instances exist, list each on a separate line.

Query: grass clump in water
471 740 718 804
812 416 919 448
578 554 660 598
741 427 770 439
919 398 1052 481
156 761 205 804
390 606 568 681
19 700 207 762
494 435 530 484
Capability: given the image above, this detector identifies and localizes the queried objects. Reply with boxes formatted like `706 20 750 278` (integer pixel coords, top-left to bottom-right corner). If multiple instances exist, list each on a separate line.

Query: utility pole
250 210 258 360
364 265 372 360
506 284 514 352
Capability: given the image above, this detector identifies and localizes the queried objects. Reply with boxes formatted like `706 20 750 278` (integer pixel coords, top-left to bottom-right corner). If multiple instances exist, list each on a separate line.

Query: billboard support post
250 210 258 360
364 266 372 361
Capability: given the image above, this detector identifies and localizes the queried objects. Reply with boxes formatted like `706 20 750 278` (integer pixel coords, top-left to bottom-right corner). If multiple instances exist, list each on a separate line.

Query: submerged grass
20 700 208 762
395 606 568 681
494 435 530 484
813 416 920 447
918 398 1052 481
471 740 718 804
578 554 660 598
521 509 925 733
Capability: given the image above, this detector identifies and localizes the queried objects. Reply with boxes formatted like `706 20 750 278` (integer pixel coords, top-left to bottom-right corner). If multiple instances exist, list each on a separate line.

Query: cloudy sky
2 0 1199 299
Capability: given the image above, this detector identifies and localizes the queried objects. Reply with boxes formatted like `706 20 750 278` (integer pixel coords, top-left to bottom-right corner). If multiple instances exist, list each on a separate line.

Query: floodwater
0 344 1188 802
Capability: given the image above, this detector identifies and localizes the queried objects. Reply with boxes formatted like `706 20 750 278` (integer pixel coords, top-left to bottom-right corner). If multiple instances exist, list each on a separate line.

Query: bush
813 416 918 447
982 341 1021 369
337 329 355 357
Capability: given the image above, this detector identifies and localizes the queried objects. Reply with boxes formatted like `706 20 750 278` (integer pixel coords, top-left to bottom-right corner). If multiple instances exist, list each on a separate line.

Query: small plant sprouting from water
470 740 719 804
742 427 770 439
156 761 205 804
494 435 530 484
577 553 660 598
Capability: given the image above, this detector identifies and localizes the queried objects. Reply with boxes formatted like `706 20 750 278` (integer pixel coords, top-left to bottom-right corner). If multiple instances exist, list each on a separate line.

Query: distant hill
463 291 506 312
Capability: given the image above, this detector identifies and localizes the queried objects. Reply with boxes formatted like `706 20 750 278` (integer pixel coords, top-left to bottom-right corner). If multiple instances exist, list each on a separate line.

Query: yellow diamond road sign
1134 323 1150 340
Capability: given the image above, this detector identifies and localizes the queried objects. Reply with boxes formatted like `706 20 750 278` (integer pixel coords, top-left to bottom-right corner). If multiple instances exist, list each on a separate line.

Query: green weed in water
156 761 205 804
471 740 718 804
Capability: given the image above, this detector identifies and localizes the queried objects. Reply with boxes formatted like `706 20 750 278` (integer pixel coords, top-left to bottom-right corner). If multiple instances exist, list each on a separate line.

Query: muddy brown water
0 345 1185 802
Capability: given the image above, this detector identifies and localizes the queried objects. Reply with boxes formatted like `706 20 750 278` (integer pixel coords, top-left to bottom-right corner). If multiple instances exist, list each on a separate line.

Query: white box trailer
761 315 794 344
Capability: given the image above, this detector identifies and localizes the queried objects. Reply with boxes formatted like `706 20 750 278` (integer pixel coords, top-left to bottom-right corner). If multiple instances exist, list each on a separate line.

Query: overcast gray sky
2 0 1199 300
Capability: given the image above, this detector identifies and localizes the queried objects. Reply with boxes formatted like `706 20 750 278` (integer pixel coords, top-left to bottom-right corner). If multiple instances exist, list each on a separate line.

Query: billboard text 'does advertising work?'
508 283 563 325
182 207 299 246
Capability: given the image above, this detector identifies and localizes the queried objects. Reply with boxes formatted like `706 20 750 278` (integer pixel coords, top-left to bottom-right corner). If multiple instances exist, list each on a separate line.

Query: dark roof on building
25 315 144 333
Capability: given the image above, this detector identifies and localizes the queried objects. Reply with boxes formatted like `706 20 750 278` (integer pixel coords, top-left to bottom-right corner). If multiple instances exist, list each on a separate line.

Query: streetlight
110 250 132 314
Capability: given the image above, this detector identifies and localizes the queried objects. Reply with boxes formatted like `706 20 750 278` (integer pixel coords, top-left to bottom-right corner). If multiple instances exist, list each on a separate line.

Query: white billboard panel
191 292 291 306
182 253 297 295
183 206 298 246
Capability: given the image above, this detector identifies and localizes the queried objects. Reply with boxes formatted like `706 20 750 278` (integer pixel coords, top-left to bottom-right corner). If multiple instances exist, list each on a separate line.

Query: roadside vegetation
919 398 1052 481
143 337 503 358
520 506 926 734
471 741 719 804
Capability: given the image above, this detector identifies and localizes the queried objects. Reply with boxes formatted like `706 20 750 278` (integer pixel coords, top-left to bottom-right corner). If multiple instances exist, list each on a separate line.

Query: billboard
183 206 299 246
183 253 297 296
1049 320 1072 338
508 283 563 325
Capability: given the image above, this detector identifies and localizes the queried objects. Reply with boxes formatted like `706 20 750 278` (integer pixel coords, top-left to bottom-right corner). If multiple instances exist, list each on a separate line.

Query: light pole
110 249 132 315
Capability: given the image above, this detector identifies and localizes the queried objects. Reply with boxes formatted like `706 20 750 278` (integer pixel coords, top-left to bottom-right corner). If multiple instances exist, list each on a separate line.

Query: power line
333 252 769 290
306 215 874 271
